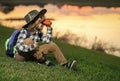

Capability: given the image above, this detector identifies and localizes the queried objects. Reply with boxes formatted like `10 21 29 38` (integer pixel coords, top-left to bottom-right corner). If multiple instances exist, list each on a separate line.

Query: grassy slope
0 26 120 81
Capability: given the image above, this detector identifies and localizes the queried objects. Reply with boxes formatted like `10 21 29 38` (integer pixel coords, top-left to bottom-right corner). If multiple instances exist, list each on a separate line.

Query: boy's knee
49 42 58 48
48 42 59 51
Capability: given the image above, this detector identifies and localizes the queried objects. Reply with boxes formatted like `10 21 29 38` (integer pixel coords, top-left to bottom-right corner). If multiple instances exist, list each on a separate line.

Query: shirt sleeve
41 27 52 43
16 29 35 52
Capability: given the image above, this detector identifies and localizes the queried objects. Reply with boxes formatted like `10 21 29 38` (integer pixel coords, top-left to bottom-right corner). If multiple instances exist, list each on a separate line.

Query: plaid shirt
16 27 52 52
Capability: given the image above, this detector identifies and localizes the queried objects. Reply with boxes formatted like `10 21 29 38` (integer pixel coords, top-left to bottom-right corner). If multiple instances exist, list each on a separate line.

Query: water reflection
0 4 120 57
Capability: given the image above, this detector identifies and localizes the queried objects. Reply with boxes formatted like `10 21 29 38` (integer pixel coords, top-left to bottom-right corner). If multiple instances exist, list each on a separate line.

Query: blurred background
0 0 120 57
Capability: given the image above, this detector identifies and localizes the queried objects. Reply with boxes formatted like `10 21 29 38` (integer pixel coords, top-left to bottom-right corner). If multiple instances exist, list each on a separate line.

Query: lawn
0 26 120 81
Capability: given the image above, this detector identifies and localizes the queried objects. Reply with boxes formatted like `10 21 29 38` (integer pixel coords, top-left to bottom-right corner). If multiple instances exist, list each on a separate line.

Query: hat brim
22 9 47 28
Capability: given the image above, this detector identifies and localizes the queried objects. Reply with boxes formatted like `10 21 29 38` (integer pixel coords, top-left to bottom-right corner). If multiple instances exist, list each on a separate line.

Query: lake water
0 4 120 57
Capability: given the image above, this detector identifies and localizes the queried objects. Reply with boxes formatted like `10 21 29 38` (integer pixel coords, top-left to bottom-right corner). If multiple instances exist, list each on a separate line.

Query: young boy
14 9 77 70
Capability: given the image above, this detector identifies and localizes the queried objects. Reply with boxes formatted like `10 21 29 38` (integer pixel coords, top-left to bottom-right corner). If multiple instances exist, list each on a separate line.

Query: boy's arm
41 27 52 43
41 19 53 43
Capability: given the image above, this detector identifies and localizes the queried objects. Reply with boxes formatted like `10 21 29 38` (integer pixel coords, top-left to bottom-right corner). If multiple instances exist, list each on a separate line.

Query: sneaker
44 60 54 66
69 60 77 70
38 60 54 66
64 60 77 70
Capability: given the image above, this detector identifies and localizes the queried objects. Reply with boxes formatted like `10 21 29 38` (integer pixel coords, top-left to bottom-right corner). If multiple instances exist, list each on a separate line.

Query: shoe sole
70 60 77 70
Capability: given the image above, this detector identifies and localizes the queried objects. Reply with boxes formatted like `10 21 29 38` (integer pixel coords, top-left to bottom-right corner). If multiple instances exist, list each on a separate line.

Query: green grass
0 26 120 81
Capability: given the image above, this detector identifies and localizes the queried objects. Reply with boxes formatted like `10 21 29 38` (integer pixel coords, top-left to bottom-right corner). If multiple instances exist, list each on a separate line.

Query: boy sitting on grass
14 9 77 70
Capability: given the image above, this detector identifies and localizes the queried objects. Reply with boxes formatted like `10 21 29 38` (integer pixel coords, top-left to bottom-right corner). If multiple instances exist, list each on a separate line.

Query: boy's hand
42 19 52 26
34 42 38 49
23 38 38 49
23 38 34 45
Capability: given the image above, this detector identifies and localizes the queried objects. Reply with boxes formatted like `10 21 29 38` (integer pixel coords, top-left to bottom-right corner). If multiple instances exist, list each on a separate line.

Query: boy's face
35 16 45 30
29 16 45 33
